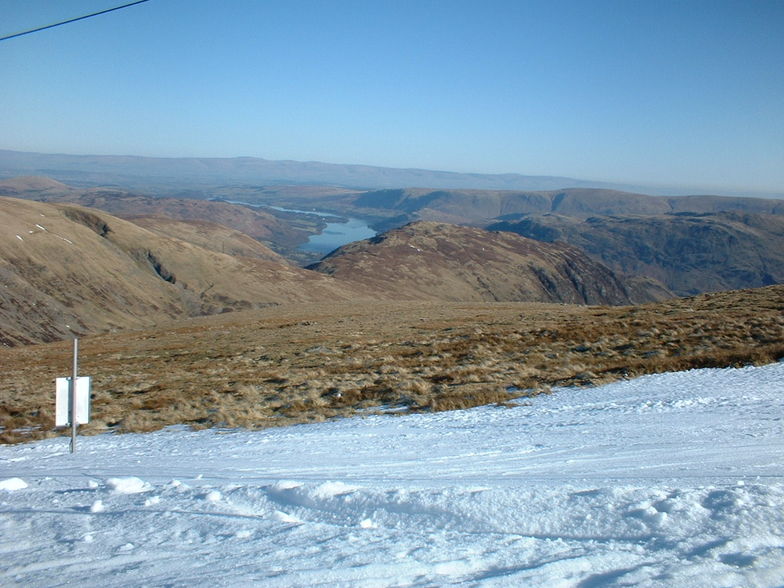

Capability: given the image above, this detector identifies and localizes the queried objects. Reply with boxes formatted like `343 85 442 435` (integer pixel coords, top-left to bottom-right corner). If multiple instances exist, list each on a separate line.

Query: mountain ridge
2 149 780 197
349 188 784 228
309 221 667 305
489 212 784 296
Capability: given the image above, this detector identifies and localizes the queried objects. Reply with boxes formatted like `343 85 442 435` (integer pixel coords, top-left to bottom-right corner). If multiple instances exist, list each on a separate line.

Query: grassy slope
1 285 782 444
0 197 369 345
128 216 290 264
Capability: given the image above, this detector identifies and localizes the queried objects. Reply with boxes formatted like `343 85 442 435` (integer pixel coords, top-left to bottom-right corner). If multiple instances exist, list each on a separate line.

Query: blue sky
1 0 782 193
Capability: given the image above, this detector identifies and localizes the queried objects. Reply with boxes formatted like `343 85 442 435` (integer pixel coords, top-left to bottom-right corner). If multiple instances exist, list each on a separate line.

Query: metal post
70 338 78 453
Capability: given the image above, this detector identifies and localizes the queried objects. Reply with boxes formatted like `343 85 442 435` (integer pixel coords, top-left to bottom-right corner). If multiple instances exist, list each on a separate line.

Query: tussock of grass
1 286 782 443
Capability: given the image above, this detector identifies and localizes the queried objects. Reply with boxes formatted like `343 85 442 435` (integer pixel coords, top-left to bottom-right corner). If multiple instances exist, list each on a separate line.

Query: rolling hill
0 199 676 347
489 212 784 296
348 187 784 228
0 176 312 252
309 222 663 305
0 197 369 346
4 177 782 299
2 149 782 197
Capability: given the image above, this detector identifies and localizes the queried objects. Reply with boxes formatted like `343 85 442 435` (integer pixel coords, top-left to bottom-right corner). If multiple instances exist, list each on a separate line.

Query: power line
0 0 150 42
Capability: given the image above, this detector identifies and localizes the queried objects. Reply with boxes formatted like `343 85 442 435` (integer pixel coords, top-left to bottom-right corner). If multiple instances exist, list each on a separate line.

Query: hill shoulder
310 221 660 305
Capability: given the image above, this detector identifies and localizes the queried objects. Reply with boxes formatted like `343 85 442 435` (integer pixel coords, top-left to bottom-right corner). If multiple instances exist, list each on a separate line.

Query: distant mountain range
1 149 780 197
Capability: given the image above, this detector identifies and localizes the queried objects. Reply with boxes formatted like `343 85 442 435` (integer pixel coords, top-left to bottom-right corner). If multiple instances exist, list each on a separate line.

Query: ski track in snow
1 363 783 587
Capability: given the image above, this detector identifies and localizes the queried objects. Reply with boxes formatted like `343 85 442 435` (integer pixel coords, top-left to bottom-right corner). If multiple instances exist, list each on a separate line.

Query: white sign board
55 377 91 426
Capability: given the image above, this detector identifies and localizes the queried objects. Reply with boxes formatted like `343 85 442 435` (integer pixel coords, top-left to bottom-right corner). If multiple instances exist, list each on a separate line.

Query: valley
3 7 782 584
1 168 783 446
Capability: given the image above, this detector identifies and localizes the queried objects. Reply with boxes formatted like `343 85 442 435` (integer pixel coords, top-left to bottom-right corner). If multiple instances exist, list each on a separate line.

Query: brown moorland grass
1 285 782 444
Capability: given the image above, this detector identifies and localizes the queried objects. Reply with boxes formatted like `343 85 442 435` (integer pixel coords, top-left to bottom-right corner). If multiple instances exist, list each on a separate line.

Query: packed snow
1 362 783 587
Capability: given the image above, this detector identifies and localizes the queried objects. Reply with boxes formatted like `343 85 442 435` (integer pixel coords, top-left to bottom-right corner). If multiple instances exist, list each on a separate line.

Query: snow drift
1 362 783 586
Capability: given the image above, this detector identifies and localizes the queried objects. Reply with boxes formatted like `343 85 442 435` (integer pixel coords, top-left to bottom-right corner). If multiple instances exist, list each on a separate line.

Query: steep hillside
489 212 784 296
0 198 368 345
128 216 289 264
309 222 656 304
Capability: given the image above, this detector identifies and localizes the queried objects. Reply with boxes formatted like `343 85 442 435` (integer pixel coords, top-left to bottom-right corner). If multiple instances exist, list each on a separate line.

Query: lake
253 204 377 255
299 215 377 254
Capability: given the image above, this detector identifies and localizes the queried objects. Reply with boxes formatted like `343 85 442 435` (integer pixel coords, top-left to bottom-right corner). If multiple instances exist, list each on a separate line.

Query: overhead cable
0 0 150 42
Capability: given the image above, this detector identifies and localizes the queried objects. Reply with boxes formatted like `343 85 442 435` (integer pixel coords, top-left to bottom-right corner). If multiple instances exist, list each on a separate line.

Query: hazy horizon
1 1 782 193
6 148 784 199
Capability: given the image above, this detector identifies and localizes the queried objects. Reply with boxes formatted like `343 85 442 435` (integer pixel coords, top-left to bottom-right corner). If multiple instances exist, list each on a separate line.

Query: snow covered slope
1 363 783 586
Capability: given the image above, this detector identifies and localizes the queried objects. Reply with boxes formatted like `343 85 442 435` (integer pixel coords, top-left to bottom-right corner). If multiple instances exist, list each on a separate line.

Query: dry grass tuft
1 285 782 443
